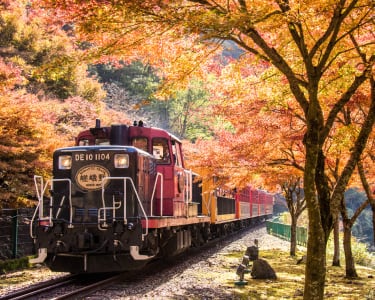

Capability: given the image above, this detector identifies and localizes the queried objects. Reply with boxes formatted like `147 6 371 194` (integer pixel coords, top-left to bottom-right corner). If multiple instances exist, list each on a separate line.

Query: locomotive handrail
183 169 193 217
150 172 163 217
202 190 213 217
100 177 150 240
99 178 126 229
51 179 73 228
184 169 193 203
33 175 50 223
31 176 73 239
30 176 42 239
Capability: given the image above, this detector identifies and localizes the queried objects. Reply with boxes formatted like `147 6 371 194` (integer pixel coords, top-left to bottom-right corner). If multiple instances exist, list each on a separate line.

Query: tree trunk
342 219 358 278
304 209 327 299
282 177 306 258
302 102 334 299
290 216 297 256
332 218 340 266
303 143 326 299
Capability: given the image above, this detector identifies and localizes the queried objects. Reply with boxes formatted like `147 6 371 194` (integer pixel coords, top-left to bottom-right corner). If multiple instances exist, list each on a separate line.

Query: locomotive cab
75 120 200 217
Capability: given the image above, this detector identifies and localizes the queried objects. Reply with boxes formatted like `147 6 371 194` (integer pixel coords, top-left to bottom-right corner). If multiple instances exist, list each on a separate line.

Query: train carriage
209 185 274 225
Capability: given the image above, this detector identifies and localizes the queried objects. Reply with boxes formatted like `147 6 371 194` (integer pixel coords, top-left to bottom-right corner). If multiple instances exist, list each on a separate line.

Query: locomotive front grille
74 208 111 223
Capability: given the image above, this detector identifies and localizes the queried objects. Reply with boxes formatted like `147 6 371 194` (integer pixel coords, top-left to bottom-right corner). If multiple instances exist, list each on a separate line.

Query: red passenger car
236 186 274 220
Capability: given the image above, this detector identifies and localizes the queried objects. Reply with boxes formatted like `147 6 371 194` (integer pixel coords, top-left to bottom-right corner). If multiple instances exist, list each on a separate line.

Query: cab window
132 137 148 152
172 140 183 167
79 139 90 146
152 138 170 164
78 138 109 145
95 139 110 145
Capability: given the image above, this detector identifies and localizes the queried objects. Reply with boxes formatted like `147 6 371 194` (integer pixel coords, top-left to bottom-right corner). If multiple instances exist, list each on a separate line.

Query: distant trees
92 62 214 140
345 188 373 245
90 61 159 99
151 80 213 140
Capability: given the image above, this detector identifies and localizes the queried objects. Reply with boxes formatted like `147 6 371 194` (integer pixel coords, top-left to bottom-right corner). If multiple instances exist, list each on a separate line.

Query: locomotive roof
149 126 182 143
128 125 183 143
77 125 182 143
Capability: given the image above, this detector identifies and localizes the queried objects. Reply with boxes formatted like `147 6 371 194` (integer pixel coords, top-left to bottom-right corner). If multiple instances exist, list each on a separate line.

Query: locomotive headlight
114 154 129 168
58 155 72 169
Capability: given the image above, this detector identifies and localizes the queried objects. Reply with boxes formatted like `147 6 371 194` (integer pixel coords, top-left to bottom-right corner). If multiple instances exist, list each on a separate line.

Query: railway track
0 223 266 300
0 273 123 300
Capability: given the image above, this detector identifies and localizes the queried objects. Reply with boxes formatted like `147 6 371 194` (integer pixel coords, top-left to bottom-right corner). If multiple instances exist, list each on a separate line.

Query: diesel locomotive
30 120 273 273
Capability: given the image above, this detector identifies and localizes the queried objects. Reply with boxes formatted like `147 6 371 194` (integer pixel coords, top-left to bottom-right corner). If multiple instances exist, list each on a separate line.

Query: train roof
75 121 183 145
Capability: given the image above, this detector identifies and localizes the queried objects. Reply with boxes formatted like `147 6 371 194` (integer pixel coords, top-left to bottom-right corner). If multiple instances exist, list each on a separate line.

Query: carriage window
132 137 148 152
152 138 170 164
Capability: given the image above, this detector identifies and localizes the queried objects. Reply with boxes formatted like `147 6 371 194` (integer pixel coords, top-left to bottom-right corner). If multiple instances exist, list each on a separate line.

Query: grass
1 250 374 299
0 257 29 275
219 250 375 299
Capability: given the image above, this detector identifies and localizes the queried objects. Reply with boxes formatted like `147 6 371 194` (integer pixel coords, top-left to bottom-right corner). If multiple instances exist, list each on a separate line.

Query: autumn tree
0 58 62 207
187 68 309 256
0 1 134 207
280 177 306 256
33 1 375 299
0 0 106 102
323 83 374 277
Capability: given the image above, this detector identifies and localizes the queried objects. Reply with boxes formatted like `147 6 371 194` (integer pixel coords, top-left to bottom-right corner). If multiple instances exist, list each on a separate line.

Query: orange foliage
4 0 374 209
0 1 135 207
25 1 374 295
0 91 61 207
0 59 22 92
0 91 133 208
39 0 374 194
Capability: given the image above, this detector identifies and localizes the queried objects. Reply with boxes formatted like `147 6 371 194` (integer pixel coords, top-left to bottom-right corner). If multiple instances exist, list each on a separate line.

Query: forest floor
1 225 374 299
228 250 375 299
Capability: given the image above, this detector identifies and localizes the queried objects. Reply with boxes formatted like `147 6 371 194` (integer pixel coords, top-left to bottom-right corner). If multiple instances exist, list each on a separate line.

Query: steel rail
0 274 78 300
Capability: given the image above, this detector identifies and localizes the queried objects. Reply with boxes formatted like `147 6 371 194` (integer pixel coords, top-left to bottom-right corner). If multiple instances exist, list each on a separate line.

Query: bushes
352 241 375 267
326 234 375 269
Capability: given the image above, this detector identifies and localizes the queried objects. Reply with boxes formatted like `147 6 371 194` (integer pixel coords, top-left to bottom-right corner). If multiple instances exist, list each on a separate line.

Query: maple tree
185 65 309 258
325 84 374 277
0 0 134 207
280 177 306 257
15 1 375 298
210 51 374 279
0 58 61 207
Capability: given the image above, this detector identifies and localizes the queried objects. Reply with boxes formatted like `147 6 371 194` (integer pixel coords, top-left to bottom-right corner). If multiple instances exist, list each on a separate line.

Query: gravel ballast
0 224 295 299
90 224 295 299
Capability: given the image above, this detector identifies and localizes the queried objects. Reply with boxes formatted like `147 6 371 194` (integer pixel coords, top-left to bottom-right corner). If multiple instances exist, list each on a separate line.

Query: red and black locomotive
30 120 273 273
